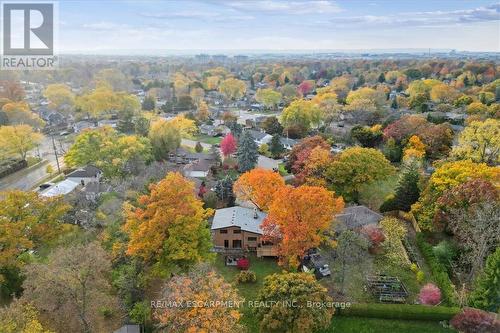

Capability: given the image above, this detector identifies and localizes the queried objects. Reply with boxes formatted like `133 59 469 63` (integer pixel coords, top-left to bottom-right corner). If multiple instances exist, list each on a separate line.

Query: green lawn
193 134 222 145
213 254 281 331
324 317 455 333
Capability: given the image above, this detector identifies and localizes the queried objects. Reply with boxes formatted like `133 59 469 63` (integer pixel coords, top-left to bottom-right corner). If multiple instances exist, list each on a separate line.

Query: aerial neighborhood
0 2 499 333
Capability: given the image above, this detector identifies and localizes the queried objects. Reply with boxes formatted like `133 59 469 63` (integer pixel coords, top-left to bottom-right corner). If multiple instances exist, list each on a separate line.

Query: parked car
39 182 55 190
301 249 331 279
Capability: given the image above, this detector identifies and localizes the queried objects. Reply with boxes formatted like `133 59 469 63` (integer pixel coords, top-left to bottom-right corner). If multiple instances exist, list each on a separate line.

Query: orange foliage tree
261 185 344 267
154 263 244 333
123 172 213 270
233 168 285 211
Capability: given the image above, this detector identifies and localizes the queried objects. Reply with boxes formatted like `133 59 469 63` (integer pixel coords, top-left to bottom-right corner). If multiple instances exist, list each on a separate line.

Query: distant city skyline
57 0 500 53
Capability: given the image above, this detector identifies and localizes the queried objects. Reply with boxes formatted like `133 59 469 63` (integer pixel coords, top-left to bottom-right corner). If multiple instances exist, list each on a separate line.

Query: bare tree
449 203 500 285
22 242 122 333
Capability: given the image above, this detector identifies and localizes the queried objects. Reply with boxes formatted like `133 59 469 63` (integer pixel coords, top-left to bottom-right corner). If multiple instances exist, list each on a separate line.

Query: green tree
269 134 285 158
194 141 203 153
237 130 259 172
142 95 156 111
255 88 281 109
261 116 283 135
255 272 334 333
335 230 369 293
468 247 500 313
381 161 420 212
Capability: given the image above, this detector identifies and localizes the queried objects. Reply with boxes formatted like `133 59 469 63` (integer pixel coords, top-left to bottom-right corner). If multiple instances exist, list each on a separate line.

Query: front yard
193 134 222 145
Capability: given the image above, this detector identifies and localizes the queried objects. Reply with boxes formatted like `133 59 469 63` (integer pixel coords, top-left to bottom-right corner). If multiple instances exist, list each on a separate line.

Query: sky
55 0 500 53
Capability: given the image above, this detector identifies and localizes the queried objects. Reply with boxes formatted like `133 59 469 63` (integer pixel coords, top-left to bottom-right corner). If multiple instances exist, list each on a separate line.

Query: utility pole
51 133 61 174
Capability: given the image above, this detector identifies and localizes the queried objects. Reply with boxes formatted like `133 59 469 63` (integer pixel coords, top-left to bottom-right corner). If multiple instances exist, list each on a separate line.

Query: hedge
415 233 455 305
337 303 460 321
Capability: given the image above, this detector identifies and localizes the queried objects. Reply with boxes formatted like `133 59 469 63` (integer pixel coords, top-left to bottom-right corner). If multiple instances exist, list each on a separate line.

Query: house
66 165 102 185
97 119 118 128
211 206 277 257
73 121 95 133
279 137 298 150
335 205 383 232
248 130 272 146
40 179 80 197
183 159 212 178
200 124 217 136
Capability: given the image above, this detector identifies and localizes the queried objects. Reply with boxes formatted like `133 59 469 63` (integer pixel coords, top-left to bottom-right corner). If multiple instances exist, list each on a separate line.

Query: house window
220 229 227 234
262 240 273 246
233 229 241 234
232 240 242 248
248 237 257 241
224 240 229 248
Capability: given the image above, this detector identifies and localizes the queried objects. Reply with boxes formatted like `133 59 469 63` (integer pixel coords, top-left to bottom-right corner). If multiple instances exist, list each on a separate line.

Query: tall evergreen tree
391 98 398 110
378 73 386 83
237 130 259 172
381 161 420 212
393 161 420 211
468 247 500 313
214 175 235 206
269 134 285 158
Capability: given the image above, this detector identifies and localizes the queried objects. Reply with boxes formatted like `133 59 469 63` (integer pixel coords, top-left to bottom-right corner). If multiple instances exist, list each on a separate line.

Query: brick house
211 206 277 257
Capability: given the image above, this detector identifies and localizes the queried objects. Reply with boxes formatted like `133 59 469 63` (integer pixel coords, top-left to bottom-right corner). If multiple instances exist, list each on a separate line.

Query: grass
325 317 455 333
213 254 281 331
193 134 222 145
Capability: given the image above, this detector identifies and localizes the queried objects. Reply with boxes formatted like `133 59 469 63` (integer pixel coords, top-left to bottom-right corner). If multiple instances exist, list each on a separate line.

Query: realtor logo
1 2 58 70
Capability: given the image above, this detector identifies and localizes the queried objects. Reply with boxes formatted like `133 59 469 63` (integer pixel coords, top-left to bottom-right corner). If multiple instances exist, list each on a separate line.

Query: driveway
257 155 282 170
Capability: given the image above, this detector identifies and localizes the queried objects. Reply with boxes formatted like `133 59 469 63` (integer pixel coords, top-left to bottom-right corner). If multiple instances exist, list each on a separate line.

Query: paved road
0 136 68 191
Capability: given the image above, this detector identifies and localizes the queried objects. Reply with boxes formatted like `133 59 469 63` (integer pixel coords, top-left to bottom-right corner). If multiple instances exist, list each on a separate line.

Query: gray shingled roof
211 206 267 234
335 205 383 231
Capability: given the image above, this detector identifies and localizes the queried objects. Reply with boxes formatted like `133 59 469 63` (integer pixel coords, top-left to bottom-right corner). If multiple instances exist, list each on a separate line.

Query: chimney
253 208 258 219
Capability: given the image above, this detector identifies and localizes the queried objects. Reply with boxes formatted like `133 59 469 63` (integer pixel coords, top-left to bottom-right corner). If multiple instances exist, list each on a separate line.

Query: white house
41 179 79 197
66 166 102 185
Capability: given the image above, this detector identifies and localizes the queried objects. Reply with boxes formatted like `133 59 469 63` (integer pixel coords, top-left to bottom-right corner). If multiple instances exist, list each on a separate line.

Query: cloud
139 10 254 22
330 3 500 27
226 0 341 15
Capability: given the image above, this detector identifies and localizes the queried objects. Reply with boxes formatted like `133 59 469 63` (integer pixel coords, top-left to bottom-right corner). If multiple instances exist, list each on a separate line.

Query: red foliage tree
220 133 237 157
451 308 500 333
383 115 428 143
360 224 385 252
435 178 498 229
297 80 314 96
287 135 330 176
418 283 441 305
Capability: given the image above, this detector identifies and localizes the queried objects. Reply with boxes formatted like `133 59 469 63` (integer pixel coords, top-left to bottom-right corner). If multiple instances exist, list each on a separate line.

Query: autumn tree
233 168 285 211
325 147 395 202
255 272 334 333
261 116 283 135
411 160 499 231
297 80 314 96
452 119 499 165
0 80 25 101
197 100 209 122
0 299 53 333
286 135 330 174
148 119 181 160
0 191 72 285
22 242 122 333
154 263 243 333
219 78 246 100
468 247 500 313
2 102 44 128
236 130 258 172
281 99 323 131
65 127 153 178
43 84 75 111
299 146 332 186
255 88 281 109
430 83 459 104
262 185 344 267
311 92 342 126
351 125 383 148
168 115 197 138
450 308 500 333
403 135 426 161
220 133 237 157
379 217 407 264
123 173 213 270
0 125 43 160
